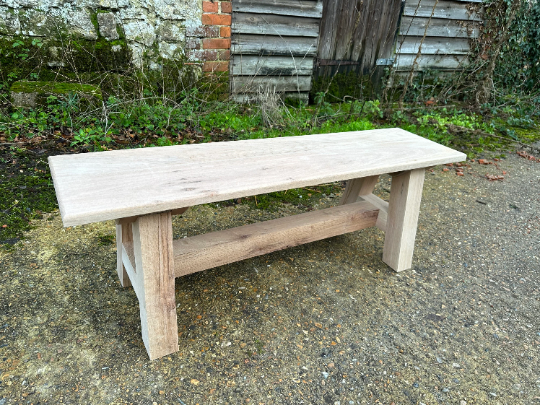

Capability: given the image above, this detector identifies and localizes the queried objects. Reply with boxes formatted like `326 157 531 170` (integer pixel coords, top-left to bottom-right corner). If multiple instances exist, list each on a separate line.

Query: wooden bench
48 128 465 360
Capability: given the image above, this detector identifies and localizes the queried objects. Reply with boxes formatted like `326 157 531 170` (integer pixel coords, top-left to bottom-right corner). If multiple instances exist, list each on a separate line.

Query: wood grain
361 194 389 232
232 13 320 37
383 169 425 272
115 221 133 287
231 34 318 57
399 16 480 38
173 201 379 277
231 55 314 76
49 129 466 226
339 176 379 205
231 75 312 93
132 212 178 360
233 0 323 18
395 54 469 71
317 0 402 68
397 37 471 55
403 0 483 21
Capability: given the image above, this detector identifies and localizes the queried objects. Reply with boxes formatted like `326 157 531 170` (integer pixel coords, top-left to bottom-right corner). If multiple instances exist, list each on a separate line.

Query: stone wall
0 0 206 68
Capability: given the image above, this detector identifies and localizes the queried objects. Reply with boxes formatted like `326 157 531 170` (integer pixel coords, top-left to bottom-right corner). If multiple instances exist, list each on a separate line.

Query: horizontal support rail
173 201 379 278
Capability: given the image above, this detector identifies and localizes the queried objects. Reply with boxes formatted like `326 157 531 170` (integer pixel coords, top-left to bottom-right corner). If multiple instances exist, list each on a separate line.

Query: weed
97 234 115 246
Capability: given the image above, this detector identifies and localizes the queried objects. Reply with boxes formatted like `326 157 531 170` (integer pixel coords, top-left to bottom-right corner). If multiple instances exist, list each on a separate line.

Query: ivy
492 0 540 92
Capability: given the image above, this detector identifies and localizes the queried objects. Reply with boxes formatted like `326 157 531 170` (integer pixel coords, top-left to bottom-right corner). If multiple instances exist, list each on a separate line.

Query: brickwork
185 0 231 73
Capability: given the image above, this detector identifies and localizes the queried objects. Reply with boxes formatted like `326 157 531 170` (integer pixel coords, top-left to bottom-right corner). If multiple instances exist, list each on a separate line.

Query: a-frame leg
340 175 379 205
383 169 425 272
116 221 132 287
131 211 179 360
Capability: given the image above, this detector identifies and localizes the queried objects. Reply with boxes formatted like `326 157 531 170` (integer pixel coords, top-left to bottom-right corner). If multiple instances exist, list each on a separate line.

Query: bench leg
115 221 132 287
132 211 179 360
340 175 379 205
383 169 425 272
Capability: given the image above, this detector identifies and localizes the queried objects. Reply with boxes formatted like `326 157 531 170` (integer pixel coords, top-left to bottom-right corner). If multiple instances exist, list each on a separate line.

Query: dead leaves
517 150 540 162
444 159 508 181
485 174 505 181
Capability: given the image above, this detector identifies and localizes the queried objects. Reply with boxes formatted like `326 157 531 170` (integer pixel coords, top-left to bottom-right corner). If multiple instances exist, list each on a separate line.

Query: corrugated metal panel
230 0 323 102
395 0 483 72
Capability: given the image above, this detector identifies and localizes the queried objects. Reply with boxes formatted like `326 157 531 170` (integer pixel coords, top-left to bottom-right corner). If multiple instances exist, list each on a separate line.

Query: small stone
452 363 461 368
328 362 335 368
413 382 419 388
97 12 119 40
436 357 443 363
190 379 200 385
460 401 467 405
490 392 497 397
442 388 450 393
322 372 329 379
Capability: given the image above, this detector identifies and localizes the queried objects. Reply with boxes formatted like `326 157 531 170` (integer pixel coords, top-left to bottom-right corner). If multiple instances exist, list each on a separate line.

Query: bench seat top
49 128 466 226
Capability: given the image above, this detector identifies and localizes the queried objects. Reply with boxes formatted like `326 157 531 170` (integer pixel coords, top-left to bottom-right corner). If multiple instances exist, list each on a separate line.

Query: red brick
220 50 230 60
203 61 229 72
202 13 231 26
185 26 219 38
220 2 232 13
220 26 231 38
202 1 218 12
203 38 231 49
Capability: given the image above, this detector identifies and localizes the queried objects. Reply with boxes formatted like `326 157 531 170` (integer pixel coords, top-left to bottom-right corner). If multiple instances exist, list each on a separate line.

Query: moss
10 80 103 108
89 11 100 35
11 81 101 97
311 71 375 102
0 36 132 88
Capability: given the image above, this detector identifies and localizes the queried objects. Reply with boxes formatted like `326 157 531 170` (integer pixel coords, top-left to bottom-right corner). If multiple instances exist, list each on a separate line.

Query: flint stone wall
0 0 203 67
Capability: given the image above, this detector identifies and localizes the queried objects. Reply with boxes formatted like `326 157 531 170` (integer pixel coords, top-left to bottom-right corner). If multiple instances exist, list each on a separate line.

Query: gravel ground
0 153 539 405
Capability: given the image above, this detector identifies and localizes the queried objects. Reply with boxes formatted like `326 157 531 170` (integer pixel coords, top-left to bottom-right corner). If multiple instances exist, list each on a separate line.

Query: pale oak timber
173 201 378 277
339 175 379 205
132 212 178 360
115 220 132 287
48 129 466 227
116 207 189 226
360 194 389 232
383 169 426 272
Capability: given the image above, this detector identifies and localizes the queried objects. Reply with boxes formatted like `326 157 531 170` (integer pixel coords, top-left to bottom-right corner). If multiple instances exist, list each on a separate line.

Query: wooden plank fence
230 0 323 102
395 0 483 72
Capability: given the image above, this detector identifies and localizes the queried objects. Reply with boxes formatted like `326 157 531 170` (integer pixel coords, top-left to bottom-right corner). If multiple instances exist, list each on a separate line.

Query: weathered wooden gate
230 0 324 102
315 0 404 97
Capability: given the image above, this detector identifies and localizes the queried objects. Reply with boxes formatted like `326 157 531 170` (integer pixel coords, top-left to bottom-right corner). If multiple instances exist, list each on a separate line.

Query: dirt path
0 153 539 405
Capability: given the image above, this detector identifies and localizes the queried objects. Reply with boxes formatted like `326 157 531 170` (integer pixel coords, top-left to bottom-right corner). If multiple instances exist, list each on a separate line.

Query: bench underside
114 171 427 360
121 198 384 287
